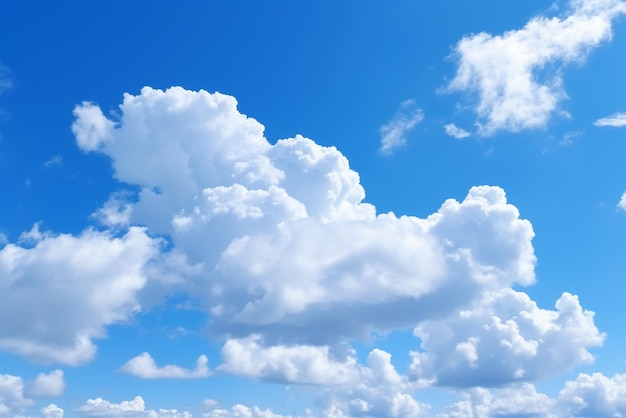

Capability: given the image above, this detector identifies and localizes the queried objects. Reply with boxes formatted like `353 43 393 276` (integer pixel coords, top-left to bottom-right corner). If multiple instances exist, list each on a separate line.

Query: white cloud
41 404 64 418
43 155 63 168
26 370 65 398
218 336 358 385
71 86 600 393
594 112 626 127
619 191 626 210
448 0 626 135
443 123 470 139
379 100 424 154
557 372 626 416
410 289 604 387
216 347 427 417
438 383 556 418
0 374 32 417
78 396 191 417
0 226 160 365
72 102 115 152
120 352 210 379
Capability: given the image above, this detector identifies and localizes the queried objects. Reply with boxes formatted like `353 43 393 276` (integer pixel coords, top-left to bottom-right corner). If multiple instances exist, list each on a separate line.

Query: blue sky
2 0 626 417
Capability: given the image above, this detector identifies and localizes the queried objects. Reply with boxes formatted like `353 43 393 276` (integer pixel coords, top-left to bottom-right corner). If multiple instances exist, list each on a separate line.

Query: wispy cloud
379 99 424 154
594 112 626 127
0 65 11 94
43 155 63 168
447 0 626 136
444 123 471 139
619 191 626 211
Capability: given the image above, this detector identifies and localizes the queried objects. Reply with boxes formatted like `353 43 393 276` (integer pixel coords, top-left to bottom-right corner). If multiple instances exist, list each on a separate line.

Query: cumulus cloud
203 402 301 418
443 123 470 139
41 403 64 418
594 111 626 127
71 86 600 392
0 374 32 417
78 396 191 417
120 352 210 379
410 289 604 387
447 0 626 135
0 225 160 365
379 100 424 154
26 370 65 398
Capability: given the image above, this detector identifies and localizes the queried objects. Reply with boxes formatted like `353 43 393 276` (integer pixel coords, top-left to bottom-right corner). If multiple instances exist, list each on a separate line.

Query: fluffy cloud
443 123 470 139
438 384 555 418
557 372 626 416
594 111 626 127
218 336 359 385
203 402 301 418
410 290 604 387
41 404 64 418
447 0 626 135
78 396 191 417
72 86 601 392
25 370 65 398
379 100 424 154
0 225 160 365
120 352 209 379
0 374 32 417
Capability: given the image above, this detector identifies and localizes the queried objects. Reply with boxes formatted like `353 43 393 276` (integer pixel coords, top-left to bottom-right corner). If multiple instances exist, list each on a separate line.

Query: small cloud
618 191 626 211
43 155 63 168
26 370 65 398
593 112 626 127
120 352 210 379
444 123 471 139
379 100 424 155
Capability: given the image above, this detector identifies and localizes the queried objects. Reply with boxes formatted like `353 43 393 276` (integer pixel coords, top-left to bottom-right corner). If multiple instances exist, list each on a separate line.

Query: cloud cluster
448 0 626 135
68 86 603 395
0 371 64 418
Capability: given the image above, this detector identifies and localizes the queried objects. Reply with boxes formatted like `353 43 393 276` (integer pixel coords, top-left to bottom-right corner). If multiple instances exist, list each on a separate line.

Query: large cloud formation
67 86 604 397
447 0 626 135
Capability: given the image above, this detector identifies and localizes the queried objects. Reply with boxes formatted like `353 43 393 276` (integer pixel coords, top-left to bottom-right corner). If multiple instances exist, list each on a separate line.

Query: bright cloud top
448 0 626 136
379 99 424 154
594 111 626 127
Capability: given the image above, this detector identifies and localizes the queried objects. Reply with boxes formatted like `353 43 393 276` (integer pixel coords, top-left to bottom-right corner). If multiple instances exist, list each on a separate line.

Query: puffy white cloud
594 111 626 127
379 100 424 154
78 396 191 417
218 336 358 385
120 352 209 379
443 123 471 140
26 370 65 398
41 404 64 418
0 225 160 365
437 384 556 417
447 0 626 135
410 289 604 387
0 374 32 417
557 372 626 417
72 102 115 152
